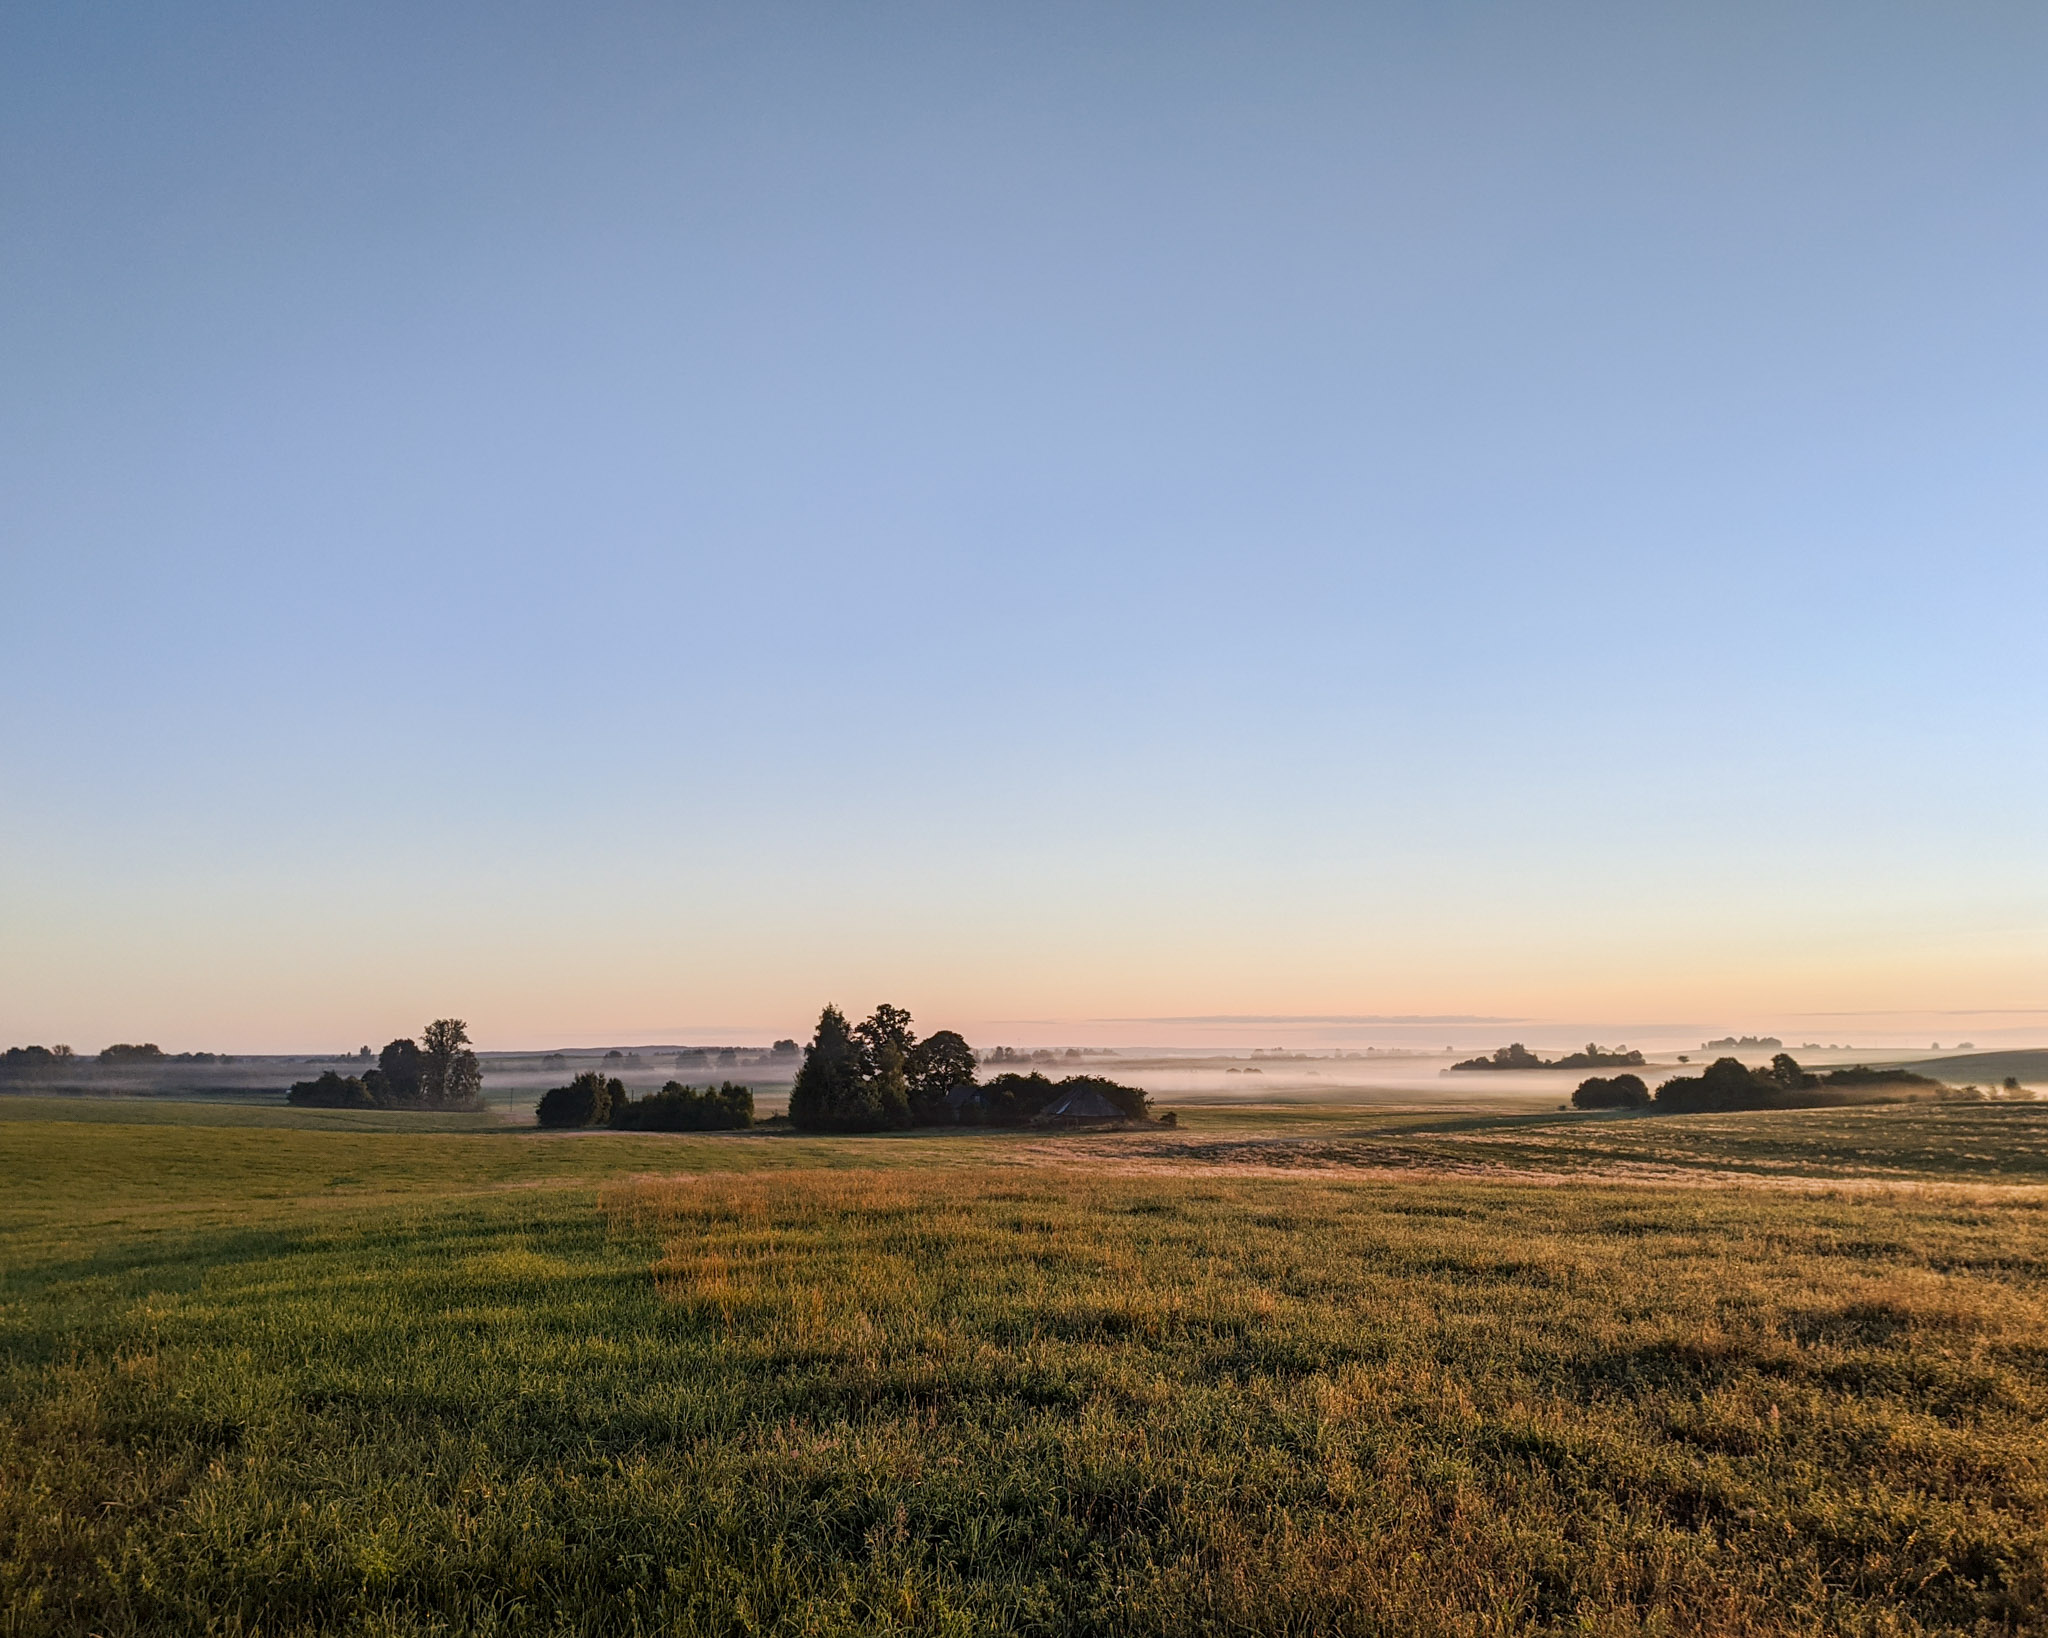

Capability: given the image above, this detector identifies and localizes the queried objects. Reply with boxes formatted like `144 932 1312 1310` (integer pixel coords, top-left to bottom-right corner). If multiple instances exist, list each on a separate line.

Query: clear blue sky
3 2 2044 1050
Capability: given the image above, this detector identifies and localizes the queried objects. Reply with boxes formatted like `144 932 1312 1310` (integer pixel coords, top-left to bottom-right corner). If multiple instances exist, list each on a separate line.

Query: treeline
1452 1043 1646 1072
1573 1054 1943 1113
536 1073 754 1131
286 1021 484 1110
1 1043 233 1079
788 1004 1150 1131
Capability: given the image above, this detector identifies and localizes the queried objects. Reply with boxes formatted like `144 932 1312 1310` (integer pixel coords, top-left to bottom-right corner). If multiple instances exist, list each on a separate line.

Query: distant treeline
1573 1054 1946 1113
286 1021 484 1111
1452 1043 1646 1072
1 1043 234 1079
536 1073 754 1131
601 1042 799 1072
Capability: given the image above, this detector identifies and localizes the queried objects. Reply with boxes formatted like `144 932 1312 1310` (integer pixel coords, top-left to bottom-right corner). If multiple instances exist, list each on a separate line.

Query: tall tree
868 1039 911 1130
419 1018 484 1110
854 1003 917 1068
372 1037 423 1106
788 1005 916 1131
789 1006 863 1131
905 1029 976 1120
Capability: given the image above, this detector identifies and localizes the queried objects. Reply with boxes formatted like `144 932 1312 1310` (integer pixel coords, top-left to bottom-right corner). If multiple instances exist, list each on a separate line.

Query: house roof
1037 1087 1126 1122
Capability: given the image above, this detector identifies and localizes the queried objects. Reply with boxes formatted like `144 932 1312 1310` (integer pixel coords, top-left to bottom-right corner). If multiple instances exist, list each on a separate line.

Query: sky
2 2 2045 1053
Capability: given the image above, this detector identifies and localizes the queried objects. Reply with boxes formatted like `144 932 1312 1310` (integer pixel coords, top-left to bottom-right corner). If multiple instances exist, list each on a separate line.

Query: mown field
2 1097 2046 1635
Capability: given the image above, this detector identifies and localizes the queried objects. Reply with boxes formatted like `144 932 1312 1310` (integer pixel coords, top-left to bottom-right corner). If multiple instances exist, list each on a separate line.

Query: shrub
611 1081 754 1132
1572 1073 1649 1109
536 1072 621 1129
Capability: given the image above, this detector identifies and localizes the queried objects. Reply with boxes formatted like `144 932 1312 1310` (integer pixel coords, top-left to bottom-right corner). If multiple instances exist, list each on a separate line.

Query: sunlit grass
2 1100 2045 1634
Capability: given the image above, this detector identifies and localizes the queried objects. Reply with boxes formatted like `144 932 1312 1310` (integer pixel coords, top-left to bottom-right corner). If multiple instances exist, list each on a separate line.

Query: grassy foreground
2 1099 2046 1635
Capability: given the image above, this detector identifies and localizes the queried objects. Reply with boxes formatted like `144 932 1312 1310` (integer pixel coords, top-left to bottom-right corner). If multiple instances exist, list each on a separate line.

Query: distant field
1896 1049 2048 1087
3 1099 2045 1635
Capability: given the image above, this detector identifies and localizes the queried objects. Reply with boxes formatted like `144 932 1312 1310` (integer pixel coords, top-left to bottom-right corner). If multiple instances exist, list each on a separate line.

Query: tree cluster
1 1043 234 1082
534 1072 753 1130
783 1004 1154 1131
615 1081 754 1131
787 1004 980 1131
0 1045 76 1081
286 1020 484 1110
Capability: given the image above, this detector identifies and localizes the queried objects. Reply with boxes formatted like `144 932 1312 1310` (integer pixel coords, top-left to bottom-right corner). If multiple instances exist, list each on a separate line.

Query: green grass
3 1100 2046 1635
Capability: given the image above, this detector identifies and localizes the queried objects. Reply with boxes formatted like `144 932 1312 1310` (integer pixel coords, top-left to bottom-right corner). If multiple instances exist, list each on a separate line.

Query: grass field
3 1096 2046 1635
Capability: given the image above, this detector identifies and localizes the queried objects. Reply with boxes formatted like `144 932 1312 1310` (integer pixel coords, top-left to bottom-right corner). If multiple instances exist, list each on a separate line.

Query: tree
1654 1056 1772 1112
789 1006 863 1131
611 1080 754 1131
906 1029 977 1120
420 1018 484 1110
789 1005 910 1131
869 1039 912 1129
854 1003 917 1065
1769 1052 1816 1090
1572 1073 1649 1110
375 1038 423 1105
537 1072 619 1128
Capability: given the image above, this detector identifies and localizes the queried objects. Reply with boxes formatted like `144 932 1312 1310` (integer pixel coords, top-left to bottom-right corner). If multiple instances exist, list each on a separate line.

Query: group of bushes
286 1021 485 1111
1573 1053 1944 1113
535 1072 753 1131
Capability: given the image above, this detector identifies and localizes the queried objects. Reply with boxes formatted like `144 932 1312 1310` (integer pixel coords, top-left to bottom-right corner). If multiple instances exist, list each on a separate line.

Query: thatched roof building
1033 1087 1128 1127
